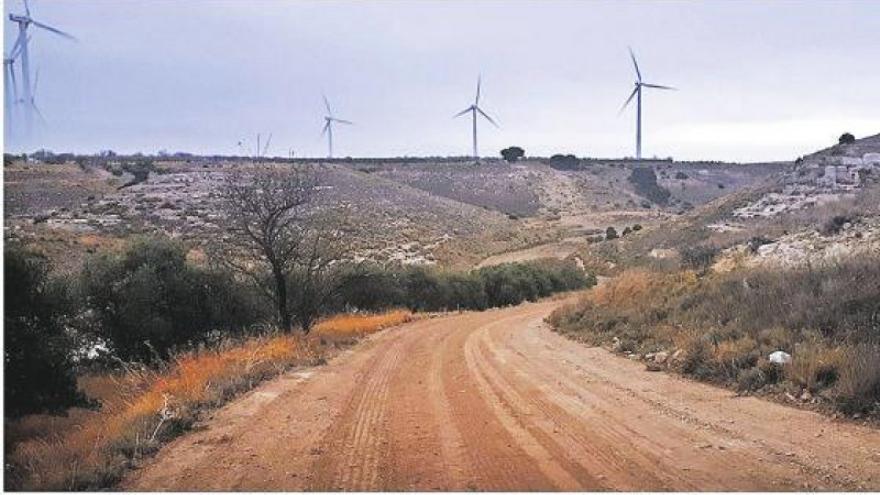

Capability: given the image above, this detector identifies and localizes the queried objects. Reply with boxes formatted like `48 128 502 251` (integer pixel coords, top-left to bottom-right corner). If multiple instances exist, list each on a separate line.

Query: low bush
679 245 719 272
4 246 89 418
337 258 594 313
820 215 854 236
834 344 880 414
549 256 880 415
79 236 265 363
628 167 671 206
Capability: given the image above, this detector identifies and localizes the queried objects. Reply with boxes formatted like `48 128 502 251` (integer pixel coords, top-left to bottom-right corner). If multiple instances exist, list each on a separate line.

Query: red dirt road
124 298 880 491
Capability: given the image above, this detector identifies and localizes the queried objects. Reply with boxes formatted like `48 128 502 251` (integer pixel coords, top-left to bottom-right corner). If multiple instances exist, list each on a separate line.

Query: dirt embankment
124 298 880 491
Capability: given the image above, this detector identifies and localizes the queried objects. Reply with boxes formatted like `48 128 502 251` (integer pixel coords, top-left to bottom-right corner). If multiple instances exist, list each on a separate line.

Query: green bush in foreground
80 237 264 363
4 246 88 418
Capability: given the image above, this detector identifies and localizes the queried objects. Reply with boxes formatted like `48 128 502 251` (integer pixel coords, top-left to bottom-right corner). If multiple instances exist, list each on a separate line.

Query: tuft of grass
835 344 880 414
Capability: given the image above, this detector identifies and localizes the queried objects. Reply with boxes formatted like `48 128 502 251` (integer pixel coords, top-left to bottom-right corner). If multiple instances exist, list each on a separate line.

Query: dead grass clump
787 341 845 392
314 309 414 341
834 344 880 414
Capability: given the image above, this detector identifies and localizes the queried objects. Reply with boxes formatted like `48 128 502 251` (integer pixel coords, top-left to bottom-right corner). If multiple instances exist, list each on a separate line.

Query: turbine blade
32 102 46 124
628 46 642 82
321 120 330 136
24 0 31 17
31 20 78 41
476 106 499 128
641 83 676 90
333 118 353 125
619 86 639 114
475 75 481 105
453 106 472 118
32 68 39 95
322 94 332 116
10 65 18 99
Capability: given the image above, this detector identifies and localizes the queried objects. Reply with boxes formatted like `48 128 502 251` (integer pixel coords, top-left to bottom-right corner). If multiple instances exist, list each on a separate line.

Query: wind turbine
3 36 26 135
620 47 675 160
454 76 498 159
321 95 352 159
8 0 77 137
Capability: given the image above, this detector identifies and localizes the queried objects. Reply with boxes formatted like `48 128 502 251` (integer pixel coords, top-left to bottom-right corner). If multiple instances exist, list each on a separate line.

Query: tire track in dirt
307 328 409 490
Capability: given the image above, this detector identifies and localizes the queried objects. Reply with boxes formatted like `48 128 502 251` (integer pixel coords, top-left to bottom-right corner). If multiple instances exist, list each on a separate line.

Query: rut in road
123 298 880 491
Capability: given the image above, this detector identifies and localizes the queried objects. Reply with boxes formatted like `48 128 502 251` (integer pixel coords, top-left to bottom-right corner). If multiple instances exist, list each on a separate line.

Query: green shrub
629 167 671 205
80 236 263 362
333 259 592 313
4 246 88 417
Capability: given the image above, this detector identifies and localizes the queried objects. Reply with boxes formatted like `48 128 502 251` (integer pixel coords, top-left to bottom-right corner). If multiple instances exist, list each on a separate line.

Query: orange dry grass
314 309 415 338
7 333 320 491
588 269 698 308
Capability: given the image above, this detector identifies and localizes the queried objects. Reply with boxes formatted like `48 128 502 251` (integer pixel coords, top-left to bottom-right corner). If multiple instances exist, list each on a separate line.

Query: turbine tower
620 47 675 160
321 95 352 159
454 76 498 158
8 0 76 138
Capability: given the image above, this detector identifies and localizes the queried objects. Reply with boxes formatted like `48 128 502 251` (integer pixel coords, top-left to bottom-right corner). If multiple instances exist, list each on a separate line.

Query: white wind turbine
620 47 675 160
454 76 498 158
8 0 77 137
321 95 352 159
3 36 26 135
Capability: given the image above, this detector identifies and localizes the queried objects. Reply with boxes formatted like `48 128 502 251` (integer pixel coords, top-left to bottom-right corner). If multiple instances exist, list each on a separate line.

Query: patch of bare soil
123 299 880 491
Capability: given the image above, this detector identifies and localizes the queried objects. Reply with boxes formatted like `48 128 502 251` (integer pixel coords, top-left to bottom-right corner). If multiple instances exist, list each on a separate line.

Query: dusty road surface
124 298 880 491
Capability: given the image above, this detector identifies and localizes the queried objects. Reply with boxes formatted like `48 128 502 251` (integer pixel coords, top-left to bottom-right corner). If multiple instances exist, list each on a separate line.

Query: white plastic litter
768 350 792 364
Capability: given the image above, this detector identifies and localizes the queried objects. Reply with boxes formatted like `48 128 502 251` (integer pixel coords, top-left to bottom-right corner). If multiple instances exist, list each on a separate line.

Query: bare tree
220 165 350 332
287 215 353 331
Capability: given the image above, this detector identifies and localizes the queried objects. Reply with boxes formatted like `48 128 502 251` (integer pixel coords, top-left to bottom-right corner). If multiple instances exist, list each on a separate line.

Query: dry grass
7 334 318 490
6 308 416 491
550 258 880 416
314 309 415 340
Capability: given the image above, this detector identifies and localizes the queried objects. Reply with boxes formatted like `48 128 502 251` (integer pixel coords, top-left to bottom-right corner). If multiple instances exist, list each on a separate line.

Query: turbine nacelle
620 47 676 159
454 76 499 158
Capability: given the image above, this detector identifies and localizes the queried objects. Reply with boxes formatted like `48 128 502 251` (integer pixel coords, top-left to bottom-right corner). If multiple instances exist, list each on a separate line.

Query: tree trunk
273 266 291 331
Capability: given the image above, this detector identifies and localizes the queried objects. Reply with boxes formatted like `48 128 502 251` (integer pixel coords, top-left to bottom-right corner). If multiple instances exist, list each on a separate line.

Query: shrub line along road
124 296 880 491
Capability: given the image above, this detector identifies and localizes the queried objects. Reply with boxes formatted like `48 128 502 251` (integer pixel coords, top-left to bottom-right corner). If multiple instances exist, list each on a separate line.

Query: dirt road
124 298 880 491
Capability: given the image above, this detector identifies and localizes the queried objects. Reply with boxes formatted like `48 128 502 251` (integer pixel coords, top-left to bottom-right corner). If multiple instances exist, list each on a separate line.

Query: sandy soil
123 298 880 491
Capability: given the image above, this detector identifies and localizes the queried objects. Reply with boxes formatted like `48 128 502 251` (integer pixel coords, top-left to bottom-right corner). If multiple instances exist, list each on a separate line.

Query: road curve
124 297 880 491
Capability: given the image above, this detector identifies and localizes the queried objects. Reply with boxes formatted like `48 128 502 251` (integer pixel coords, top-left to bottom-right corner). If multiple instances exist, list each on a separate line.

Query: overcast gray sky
4 0 879 161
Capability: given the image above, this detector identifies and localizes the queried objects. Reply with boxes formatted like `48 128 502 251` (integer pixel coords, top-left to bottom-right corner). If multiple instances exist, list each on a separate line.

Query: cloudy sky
4 0 879 161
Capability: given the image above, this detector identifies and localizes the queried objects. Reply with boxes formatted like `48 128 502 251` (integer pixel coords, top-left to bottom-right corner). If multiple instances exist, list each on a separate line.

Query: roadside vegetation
4 165 591 492
549 257 880 418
